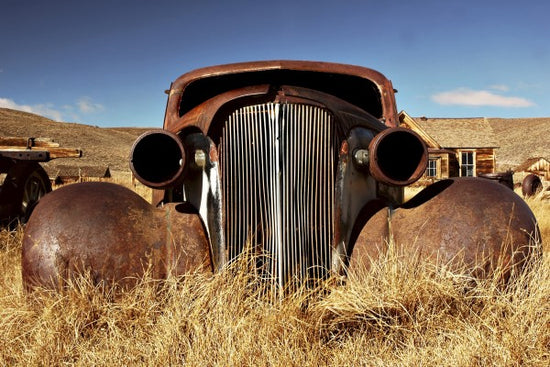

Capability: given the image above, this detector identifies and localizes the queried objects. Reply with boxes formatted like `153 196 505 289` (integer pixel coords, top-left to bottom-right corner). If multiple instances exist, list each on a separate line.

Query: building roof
400 111 550 170
487 117 550 168
411 116 499 149
46 165 111 179
514 157 550 172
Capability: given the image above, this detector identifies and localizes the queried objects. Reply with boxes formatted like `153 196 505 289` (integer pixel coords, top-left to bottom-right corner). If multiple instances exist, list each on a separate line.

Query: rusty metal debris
522 173 543 197
22 182 210 290
349 178 540 281
0 137 81 225
479 171 514 190
21 61 542 290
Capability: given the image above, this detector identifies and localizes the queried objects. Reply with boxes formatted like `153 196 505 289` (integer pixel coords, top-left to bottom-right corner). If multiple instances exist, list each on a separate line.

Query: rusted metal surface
136 84 404 284
367 127 428 186
163 60 399 132
522 173 543 197
130 129 186 189
22 182 210 290
167 84 388 137
162 202 212 275
331 125 428 276
479 171 514 190
349 178 540 279
22 61 542 290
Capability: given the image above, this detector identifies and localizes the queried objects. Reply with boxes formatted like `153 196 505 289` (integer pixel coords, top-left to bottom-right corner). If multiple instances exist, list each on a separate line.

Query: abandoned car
22 61 541 290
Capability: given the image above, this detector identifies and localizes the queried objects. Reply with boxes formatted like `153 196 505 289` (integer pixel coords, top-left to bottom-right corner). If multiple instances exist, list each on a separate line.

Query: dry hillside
1 108 549 175
0 108 152 176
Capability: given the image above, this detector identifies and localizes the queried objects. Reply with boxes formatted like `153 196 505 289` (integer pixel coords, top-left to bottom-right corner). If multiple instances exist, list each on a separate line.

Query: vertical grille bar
221 103 336 286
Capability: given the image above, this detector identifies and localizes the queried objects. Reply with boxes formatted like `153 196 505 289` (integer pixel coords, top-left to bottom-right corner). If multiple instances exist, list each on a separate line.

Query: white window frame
460 150 476 177
426 158 439 178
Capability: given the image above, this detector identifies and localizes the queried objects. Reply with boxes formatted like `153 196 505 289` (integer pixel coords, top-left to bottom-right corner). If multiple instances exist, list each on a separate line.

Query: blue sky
1 0 549 127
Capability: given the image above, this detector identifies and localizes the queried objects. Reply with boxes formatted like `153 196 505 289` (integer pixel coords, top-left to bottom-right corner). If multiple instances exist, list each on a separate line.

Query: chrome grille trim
221 103 337 286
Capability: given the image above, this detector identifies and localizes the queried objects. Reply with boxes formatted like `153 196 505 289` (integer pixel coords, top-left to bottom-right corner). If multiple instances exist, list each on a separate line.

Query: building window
461 151 475 177
426 159 438 177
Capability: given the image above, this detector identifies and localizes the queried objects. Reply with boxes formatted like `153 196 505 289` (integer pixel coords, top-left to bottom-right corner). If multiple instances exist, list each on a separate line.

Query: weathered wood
0 136 82 161
43 147 82 159
0 147 82 159
0 137 60 148
476 148 496 175
516 157 550 181
0 149 50 161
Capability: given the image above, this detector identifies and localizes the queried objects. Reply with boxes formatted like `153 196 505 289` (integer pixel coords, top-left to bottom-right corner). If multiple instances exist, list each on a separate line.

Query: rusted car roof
164 60 399 128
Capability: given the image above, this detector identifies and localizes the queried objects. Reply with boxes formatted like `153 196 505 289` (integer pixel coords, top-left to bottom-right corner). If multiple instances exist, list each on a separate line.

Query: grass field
0 193 548 366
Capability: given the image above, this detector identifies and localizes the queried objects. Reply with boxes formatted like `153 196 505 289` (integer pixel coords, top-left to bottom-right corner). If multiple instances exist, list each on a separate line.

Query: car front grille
220 102 340 286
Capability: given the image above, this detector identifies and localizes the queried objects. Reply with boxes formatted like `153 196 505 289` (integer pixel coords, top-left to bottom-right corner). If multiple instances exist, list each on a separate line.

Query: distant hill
0 108 152 175
1 107 549 177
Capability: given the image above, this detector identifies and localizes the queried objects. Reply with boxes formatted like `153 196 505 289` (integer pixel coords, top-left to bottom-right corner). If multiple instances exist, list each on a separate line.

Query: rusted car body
22 61 541 290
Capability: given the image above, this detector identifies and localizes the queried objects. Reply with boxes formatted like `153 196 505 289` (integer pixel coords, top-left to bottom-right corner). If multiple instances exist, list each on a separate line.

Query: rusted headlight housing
130 129 186 189
368 127 428 186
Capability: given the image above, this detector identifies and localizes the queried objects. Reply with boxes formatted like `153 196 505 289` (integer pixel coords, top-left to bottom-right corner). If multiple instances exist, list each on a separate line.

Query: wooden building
47 165 111 185
514 157 550 182
399 111 499 185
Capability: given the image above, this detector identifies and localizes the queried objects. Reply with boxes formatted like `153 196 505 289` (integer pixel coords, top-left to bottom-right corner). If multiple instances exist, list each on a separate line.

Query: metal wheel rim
21 170 48 217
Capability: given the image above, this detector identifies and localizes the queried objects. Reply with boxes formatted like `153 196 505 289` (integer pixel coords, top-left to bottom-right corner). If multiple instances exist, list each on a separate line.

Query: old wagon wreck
0 137 81 226
22 61 541 290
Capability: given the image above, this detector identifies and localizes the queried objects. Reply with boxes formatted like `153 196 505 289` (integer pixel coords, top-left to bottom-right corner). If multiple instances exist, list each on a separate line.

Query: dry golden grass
0 197 548 365
525 197 550 253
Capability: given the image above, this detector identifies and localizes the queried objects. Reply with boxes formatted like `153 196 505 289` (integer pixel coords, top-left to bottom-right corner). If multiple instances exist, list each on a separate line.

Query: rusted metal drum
522 173 543 197
350 177 541 280
479 171 514 190
22 182 211 291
